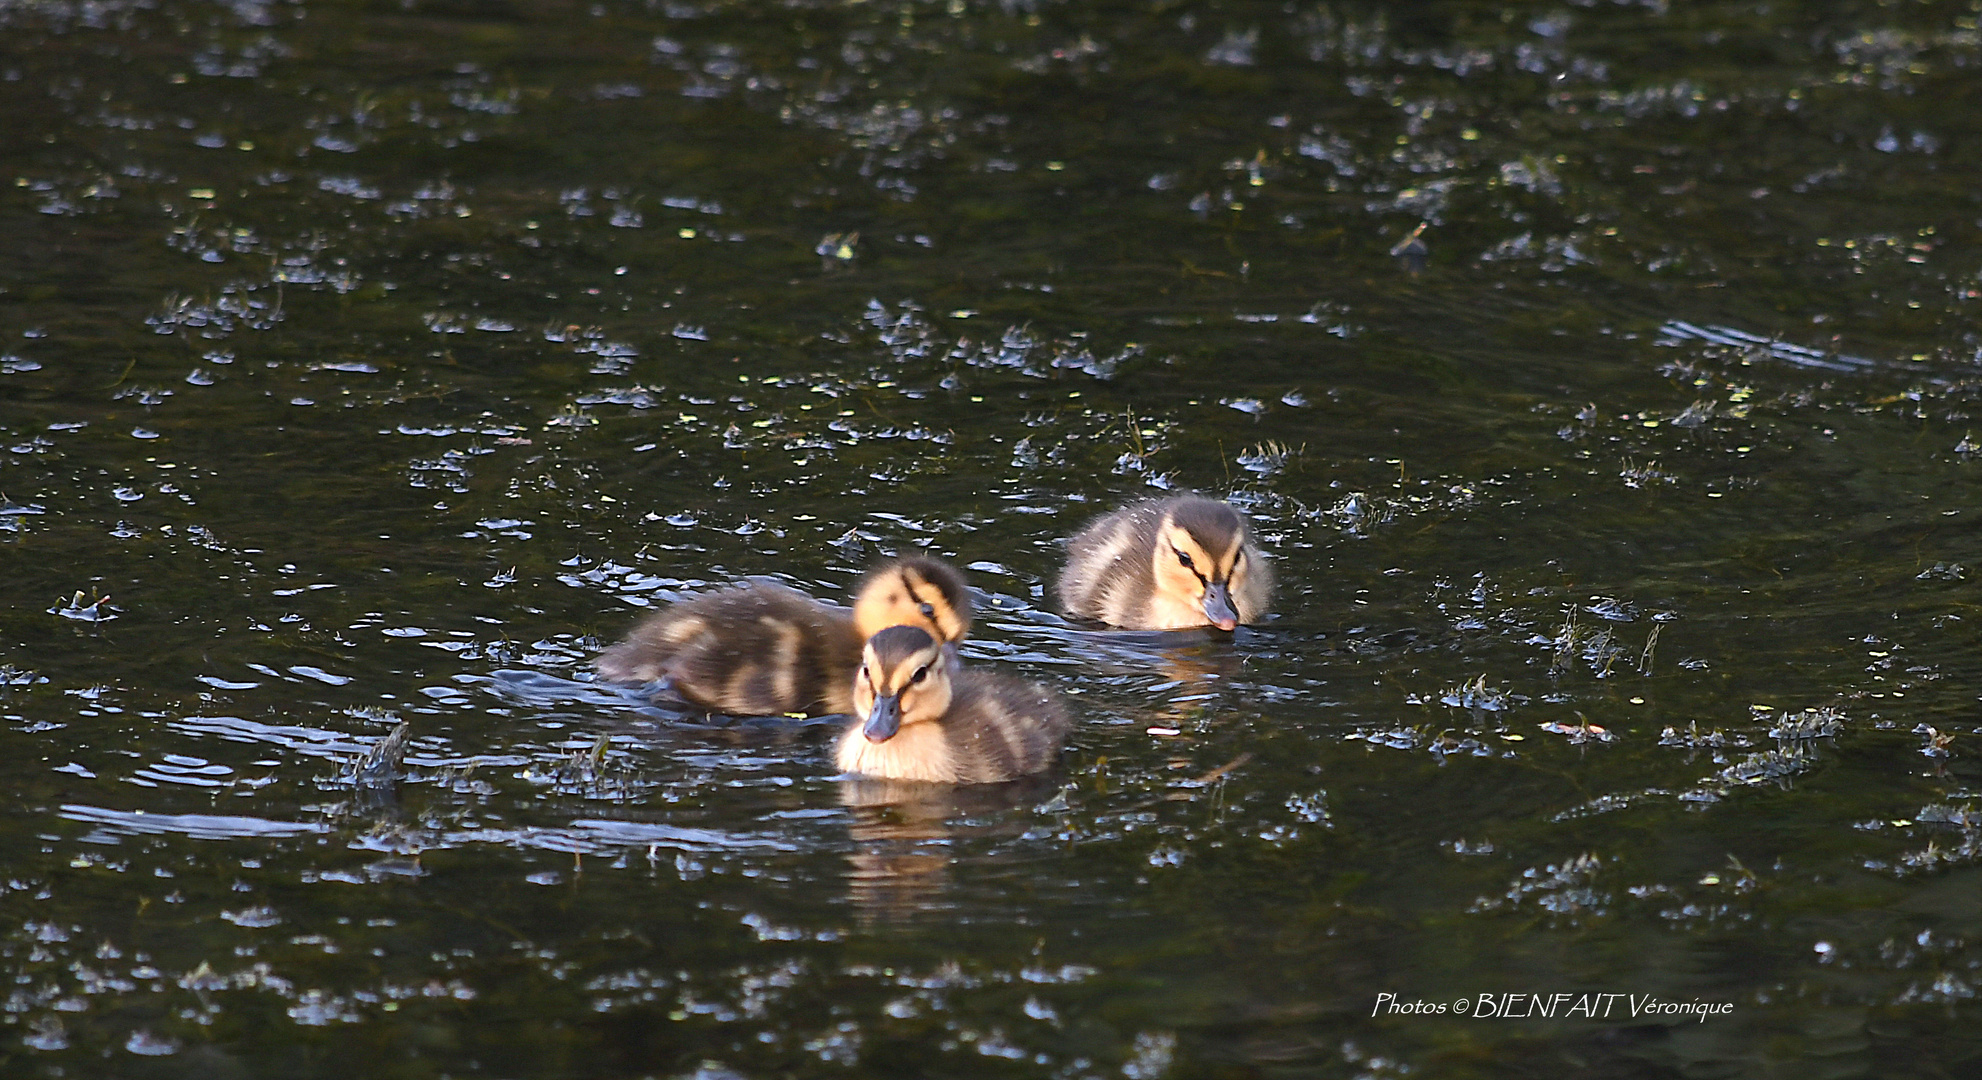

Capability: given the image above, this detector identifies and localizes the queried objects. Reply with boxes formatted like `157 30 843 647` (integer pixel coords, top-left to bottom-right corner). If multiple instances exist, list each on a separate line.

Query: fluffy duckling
1056 494 1271 630
595 557 970 717
836 626 1070 784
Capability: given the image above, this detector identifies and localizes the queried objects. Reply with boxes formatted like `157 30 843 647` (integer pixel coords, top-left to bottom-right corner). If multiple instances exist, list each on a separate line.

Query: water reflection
839 777 960 921
838 776 1060 925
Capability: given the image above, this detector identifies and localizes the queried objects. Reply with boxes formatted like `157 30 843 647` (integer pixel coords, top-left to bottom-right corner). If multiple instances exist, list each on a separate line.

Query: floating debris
1470 852 1608 917
1669 399 1716 428
816 231 858 271
1390 221 1429 275
1585 625 1629 677
1712 745 1819 787
1619 457 1676 488
1429 731 1494 757
525 734 635 799
1551 791 1664 822
50 591 117 623
1235 440 1300 476
1441 674 1512 711
1769 707 1844 740
1349 725 1426 750
220 905 282 928
1549 606 1580 676
1916 804 1982 828
124 1029 180 1056
24 1015 68 1051
1894 973 1978 1004
1870 831 1982 878
1697 854 1759 892
1540 715 1615 744
1658 320 1875 372
1637 624 1662 675
1285 791 1331 827
1659 721 1748 749
1585 596 1639 622
348 722 411 787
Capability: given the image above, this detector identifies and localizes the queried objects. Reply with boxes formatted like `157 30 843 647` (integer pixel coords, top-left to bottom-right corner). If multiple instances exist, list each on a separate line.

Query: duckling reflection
595 557 970 717
1057 494 1271 631
838 778 959 919
837 776 1059 921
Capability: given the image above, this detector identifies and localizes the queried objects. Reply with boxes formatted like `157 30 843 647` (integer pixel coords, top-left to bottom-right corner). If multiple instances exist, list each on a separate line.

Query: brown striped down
942 670 1072 782
596 582 857 715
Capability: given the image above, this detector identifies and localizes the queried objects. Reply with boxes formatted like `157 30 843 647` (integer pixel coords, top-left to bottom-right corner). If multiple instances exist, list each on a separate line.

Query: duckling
1056 494 1271 630
595 557 970 717
836 625 1071 784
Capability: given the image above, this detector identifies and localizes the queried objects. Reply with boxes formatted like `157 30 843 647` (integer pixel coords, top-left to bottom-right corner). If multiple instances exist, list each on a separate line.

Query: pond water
4 0 1982 1076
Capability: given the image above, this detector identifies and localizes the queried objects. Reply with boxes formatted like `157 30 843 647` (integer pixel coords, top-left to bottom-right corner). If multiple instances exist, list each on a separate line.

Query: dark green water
4 0 1982 1075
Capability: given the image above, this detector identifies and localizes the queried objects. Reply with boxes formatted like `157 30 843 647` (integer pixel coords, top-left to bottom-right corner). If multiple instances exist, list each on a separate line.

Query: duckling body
835 626 1070 784
1056 494 1271 630
596 558 970 717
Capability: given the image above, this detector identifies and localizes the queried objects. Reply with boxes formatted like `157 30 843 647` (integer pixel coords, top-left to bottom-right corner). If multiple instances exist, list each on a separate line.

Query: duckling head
852 625 954 743
1152 497 1254 631
852 557 971 646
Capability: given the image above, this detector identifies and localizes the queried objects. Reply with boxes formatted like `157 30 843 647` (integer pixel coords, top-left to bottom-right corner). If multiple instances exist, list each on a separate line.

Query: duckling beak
863 693 903 742
1202 582 1239 631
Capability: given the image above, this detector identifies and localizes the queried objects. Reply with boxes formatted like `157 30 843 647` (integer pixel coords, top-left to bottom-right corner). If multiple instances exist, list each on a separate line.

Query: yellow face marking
852 639 951 730
1149 516 1249 628
1155 524 1214 600
901 572 961 644
1226 546 1252 603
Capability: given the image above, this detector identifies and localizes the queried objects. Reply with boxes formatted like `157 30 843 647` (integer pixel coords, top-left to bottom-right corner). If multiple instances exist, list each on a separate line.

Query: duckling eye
910 666 929 684
918 602 936 619
1175 549 1194 569
859 664 870 681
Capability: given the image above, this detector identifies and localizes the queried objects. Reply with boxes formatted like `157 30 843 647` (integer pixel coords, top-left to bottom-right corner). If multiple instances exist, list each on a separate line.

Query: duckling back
1057 494 1272 630
596 558 974 717
940 670 1072 783
596 582 859 716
